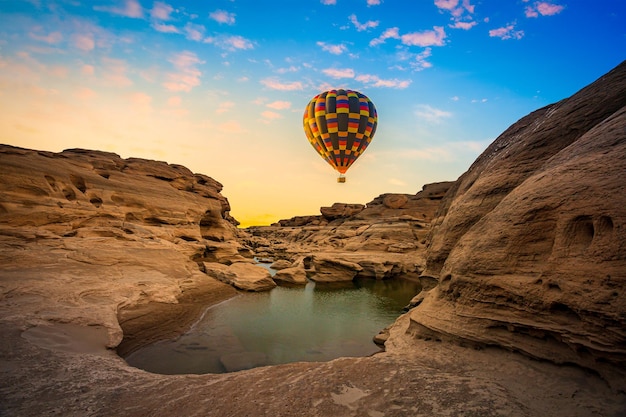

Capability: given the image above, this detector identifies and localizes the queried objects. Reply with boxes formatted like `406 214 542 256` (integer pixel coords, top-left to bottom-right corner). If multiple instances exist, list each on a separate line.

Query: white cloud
94 0 143 18
370 27 400 46
151 2 174 20
317 41 348 55
401 26 446 47
152 23 179 33
525 2 565 18
184 23 205 41
412 48 433 71
323 68 355 78
261 110 282 121
415 104 452 123
436 0 477 31
266 101 292 110
163 51 203 92
204 35 254 51
367 0 382 5
261 78 304 91
489 23 524 40
72 33 95 51
29 31 63 44
356 74 411 89
321 0 337 5
210 10 236 25
349 14 379 31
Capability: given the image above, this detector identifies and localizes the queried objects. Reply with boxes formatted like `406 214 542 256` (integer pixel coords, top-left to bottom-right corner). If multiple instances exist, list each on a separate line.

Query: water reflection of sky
125 275 420 375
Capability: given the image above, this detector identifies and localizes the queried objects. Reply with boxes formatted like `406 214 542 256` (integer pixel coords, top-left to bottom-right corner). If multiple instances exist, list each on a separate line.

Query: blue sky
0 0 624 226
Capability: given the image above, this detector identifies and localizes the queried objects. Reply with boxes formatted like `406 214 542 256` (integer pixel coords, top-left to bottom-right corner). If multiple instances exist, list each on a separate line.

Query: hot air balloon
303 89 377 183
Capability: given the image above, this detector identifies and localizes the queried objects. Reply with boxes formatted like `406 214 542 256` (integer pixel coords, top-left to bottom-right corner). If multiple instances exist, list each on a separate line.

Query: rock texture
2 61 626 417
389 60 626 391
245 182 452 283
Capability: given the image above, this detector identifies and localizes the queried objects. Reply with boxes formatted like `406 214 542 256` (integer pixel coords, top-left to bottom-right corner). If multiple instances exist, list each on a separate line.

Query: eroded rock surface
390 60 626 391
2 61 626 417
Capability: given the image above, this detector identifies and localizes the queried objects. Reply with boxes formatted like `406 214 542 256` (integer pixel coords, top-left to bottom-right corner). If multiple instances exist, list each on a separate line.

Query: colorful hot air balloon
303 89 377 183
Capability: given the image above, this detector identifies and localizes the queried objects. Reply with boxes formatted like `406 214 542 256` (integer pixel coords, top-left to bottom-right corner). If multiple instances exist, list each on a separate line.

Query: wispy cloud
266 101 292 110
261 78 304 91
152 23 179 33
184 23 205 41
94 0 143 18
210 10 236 25
369 27 399 46
412 48 433 71
349 14 379 32
356 74 411 89
29 31 63 44
435 0 477 30
401 27 446 47
321 0 337 5
489 22 524 40
163 51 202 92
260 110 282 122
371 26 446 47
317 41 348 55
72 33 95 51
415 104 452 123
323 68 355 78
204 35 253 51
151 2 174 20
367 0 382 5
525 2 565 18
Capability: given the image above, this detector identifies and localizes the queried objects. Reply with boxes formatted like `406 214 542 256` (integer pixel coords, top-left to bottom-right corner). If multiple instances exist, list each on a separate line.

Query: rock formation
245 182 453 283
1 61 626 417
387 60 626 391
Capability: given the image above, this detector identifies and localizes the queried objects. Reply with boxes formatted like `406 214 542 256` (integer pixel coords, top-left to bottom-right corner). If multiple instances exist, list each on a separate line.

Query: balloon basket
337 175 346 183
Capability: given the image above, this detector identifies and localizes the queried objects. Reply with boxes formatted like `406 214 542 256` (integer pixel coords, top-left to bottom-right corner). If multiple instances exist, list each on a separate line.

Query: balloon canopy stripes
303 89 377 176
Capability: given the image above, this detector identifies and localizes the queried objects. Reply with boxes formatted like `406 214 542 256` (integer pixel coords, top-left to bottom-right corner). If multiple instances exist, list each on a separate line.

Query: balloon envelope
303 89 377 176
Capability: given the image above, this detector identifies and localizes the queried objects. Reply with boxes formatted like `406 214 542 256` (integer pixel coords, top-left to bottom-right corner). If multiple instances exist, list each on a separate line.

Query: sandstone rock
320 203 365 220
273 264 309 285
204 262 276 291
308 255 363 282
393 60 626 390
269 259 292 270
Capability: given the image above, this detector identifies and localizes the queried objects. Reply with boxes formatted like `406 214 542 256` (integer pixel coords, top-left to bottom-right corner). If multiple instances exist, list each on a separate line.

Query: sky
0 0 624 227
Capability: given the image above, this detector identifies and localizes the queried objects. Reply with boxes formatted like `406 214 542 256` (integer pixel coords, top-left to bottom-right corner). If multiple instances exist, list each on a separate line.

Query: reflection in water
125 276 420 375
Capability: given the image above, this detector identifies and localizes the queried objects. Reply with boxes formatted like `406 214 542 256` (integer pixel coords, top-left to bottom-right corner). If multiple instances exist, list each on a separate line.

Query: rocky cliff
387 60 626 390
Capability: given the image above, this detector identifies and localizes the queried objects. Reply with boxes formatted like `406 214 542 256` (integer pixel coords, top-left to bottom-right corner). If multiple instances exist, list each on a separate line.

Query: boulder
320 203 365 220
204 262 276 291
269 259 292 270
273 265 309 285
307 255 363 282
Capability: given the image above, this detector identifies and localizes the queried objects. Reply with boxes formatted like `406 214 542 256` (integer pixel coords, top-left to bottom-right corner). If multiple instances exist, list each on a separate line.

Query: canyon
1 61 625 416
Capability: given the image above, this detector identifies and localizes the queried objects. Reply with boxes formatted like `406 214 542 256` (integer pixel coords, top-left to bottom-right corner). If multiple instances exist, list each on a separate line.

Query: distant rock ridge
386 60 626 391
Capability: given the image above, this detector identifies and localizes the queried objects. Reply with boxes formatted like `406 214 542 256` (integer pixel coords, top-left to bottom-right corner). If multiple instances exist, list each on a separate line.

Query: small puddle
124 274 420 375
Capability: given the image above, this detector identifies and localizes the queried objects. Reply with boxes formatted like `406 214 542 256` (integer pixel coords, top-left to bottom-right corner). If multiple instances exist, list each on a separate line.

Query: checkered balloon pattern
303 89 377 175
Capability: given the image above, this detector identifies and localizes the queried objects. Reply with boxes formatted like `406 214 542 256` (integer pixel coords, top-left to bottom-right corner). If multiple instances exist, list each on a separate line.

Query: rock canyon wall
388 61 626 390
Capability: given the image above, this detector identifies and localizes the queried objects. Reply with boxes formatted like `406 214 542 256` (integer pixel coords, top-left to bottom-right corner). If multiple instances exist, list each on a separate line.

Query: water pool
125 277 420 374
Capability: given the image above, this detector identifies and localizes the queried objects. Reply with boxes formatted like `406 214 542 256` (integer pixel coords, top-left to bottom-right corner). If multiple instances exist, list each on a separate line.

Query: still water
125 276 420 374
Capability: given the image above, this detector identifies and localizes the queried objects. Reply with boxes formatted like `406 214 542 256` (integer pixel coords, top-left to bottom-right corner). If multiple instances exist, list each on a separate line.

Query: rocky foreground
1 61 625 417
